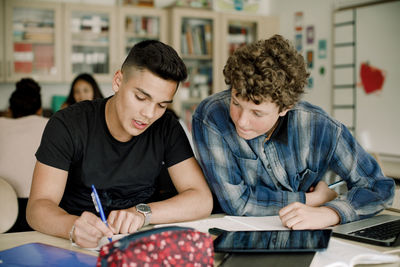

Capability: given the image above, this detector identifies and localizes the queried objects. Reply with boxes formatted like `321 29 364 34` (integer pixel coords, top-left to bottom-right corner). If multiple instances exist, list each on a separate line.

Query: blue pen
328 180 346 189
91 184 113 243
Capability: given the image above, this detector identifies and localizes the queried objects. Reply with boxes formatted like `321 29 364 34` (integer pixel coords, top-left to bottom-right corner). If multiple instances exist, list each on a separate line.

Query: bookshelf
64 3 117 83
0 0 4 82
118 6 167 64
4 0 63 82
219 13 279 90
168 7 221 131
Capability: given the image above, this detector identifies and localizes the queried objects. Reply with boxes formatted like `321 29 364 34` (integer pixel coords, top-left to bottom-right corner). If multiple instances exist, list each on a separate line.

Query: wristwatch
136 203 152 227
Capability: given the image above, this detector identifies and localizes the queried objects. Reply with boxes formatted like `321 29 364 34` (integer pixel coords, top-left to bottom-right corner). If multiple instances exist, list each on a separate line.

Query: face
108 69 177 141
73 80 94 103
230 89 288 140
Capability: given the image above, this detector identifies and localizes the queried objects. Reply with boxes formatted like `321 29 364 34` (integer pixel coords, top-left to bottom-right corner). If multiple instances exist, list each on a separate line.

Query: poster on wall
307 76 313 89
318 39 327 59
295 34 302 52
294 11 303 31
306 50 314 69
306 26 314 44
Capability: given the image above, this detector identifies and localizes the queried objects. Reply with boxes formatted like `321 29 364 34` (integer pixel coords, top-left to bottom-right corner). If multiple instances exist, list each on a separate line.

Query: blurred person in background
0 77 48 232
61 73 104 109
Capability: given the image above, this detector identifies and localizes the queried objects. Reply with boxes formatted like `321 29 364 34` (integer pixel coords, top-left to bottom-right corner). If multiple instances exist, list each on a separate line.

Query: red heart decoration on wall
360 62 385 94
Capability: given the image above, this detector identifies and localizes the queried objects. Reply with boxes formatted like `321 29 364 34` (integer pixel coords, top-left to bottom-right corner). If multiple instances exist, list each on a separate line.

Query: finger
279 203 295 217
119 212 134 234
73 218 103 248
128 220 139 233
107 211 118 234
92 217 114 238
111 211 124 234
285 215 304 229
73 224 101 248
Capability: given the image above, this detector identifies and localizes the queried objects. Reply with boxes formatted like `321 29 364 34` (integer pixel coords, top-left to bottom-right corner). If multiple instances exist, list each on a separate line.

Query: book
13 43 33 73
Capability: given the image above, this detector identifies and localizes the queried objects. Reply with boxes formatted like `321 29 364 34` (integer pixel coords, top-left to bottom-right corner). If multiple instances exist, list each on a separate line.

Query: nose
140 103 156 119
236 110 249 128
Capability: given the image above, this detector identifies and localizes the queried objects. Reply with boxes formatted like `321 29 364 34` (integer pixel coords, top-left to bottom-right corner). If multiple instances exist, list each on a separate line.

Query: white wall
265 0 338 114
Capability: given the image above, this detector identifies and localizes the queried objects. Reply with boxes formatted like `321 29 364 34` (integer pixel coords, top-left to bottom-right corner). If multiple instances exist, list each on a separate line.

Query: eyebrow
136 88 173 104
231 94 267 114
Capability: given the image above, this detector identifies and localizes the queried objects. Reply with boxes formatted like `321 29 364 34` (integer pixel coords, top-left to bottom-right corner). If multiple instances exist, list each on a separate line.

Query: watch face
137 203 151 213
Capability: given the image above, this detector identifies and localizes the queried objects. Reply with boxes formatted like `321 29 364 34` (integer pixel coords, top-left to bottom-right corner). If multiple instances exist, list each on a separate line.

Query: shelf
72 41 109 47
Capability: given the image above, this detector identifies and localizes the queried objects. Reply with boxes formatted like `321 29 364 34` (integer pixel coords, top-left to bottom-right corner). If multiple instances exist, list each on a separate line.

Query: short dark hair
65 73 104 106
9 78 42 118
223 34 309 111
122 40 187 83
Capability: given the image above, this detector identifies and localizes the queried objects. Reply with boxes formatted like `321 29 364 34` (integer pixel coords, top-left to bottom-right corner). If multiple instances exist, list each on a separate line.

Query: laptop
332 214 400 246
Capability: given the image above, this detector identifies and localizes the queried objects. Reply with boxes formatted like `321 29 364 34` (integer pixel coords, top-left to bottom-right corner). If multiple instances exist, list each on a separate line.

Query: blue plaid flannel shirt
192 90 395 224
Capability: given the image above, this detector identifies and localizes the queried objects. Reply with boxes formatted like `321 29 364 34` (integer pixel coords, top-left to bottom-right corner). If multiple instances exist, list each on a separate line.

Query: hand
306 181 338 207
71 211 113 248
279 202 340 229
107 208 144 234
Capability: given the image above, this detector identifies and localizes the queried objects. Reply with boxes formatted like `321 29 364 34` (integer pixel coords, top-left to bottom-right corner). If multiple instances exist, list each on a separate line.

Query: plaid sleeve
323 125 395 224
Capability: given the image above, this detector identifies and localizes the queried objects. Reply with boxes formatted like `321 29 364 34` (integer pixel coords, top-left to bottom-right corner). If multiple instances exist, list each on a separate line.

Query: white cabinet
118 6 167 64
168 7 221 131
64 3 117 83
219 13 279 90
4 0 63 82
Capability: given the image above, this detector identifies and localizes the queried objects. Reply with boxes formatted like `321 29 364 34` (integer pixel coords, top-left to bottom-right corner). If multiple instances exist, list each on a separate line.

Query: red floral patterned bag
97 226 214 267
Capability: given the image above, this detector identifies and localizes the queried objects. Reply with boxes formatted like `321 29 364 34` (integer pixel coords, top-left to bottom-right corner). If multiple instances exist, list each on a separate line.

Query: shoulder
290 101 342 129
0 115 48 128
193 89 231 127
52 98 104 126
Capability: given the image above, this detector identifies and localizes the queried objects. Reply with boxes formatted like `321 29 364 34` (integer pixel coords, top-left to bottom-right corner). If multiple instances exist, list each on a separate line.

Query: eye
232 99 239 106
135 94 146 101
253 111 263 117
158 103 167 109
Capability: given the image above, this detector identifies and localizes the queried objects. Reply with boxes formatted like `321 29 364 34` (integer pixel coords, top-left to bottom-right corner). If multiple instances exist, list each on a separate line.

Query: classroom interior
0 0 400 229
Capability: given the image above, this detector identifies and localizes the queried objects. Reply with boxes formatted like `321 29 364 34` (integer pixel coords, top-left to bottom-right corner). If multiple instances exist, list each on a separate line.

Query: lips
132 119 148 130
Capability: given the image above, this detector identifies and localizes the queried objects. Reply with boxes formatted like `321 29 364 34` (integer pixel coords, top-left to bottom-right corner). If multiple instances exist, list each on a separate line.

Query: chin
237 132 255 140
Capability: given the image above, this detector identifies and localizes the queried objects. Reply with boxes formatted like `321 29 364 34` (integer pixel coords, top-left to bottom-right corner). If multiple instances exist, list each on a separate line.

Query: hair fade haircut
9 78 42 118
223 34 309 111
122 40 187 84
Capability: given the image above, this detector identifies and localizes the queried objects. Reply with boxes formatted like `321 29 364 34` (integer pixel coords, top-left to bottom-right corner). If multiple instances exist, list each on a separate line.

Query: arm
279 126 395 229
27 161 113 248
322 126 395 224
107 157 213 233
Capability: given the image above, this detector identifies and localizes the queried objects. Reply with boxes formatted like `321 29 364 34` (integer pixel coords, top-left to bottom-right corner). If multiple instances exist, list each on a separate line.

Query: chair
0 177 18 233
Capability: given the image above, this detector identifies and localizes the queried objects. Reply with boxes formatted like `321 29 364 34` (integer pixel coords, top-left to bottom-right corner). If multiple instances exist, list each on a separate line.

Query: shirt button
267 164 271 169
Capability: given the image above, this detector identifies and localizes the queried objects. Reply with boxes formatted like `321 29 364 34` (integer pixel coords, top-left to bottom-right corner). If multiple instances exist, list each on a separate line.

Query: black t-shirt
36 97 193 216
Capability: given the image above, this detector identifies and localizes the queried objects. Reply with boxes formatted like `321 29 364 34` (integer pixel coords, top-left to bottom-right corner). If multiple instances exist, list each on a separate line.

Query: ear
278 108 290 117
36 107 43 116
112 70 123 93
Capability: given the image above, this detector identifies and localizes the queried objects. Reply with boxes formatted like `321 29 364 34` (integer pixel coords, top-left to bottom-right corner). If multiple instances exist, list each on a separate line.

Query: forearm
26 198 78 239
148 187 212 224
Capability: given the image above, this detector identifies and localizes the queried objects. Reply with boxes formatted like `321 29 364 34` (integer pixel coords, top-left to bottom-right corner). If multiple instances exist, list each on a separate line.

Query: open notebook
332 214 400 246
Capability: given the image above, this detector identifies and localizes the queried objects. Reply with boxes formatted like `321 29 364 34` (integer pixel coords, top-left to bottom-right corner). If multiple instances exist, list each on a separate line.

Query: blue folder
0 242 97 266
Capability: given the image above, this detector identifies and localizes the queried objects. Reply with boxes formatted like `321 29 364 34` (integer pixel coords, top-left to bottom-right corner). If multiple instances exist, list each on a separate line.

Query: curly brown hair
223 34 309 111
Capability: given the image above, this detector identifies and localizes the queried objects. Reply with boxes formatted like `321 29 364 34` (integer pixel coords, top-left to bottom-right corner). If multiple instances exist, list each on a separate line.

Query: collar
262 114 288 144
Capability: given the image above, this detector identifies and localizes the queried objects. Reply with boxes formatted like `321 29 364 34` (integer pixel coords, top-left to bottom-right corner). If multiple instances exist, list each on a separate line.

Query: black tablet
213 229 332 253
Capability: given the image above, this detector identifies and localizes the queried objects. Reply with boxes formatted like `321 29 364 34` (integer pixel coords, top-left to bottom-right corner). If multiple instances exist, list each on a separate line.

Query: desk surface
1 214 399 267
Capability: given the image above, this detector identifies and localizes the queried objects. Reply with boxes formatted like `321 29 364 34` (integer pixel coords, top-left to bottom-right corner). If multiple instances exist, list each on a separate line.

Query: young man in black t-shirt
27 40 213 248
